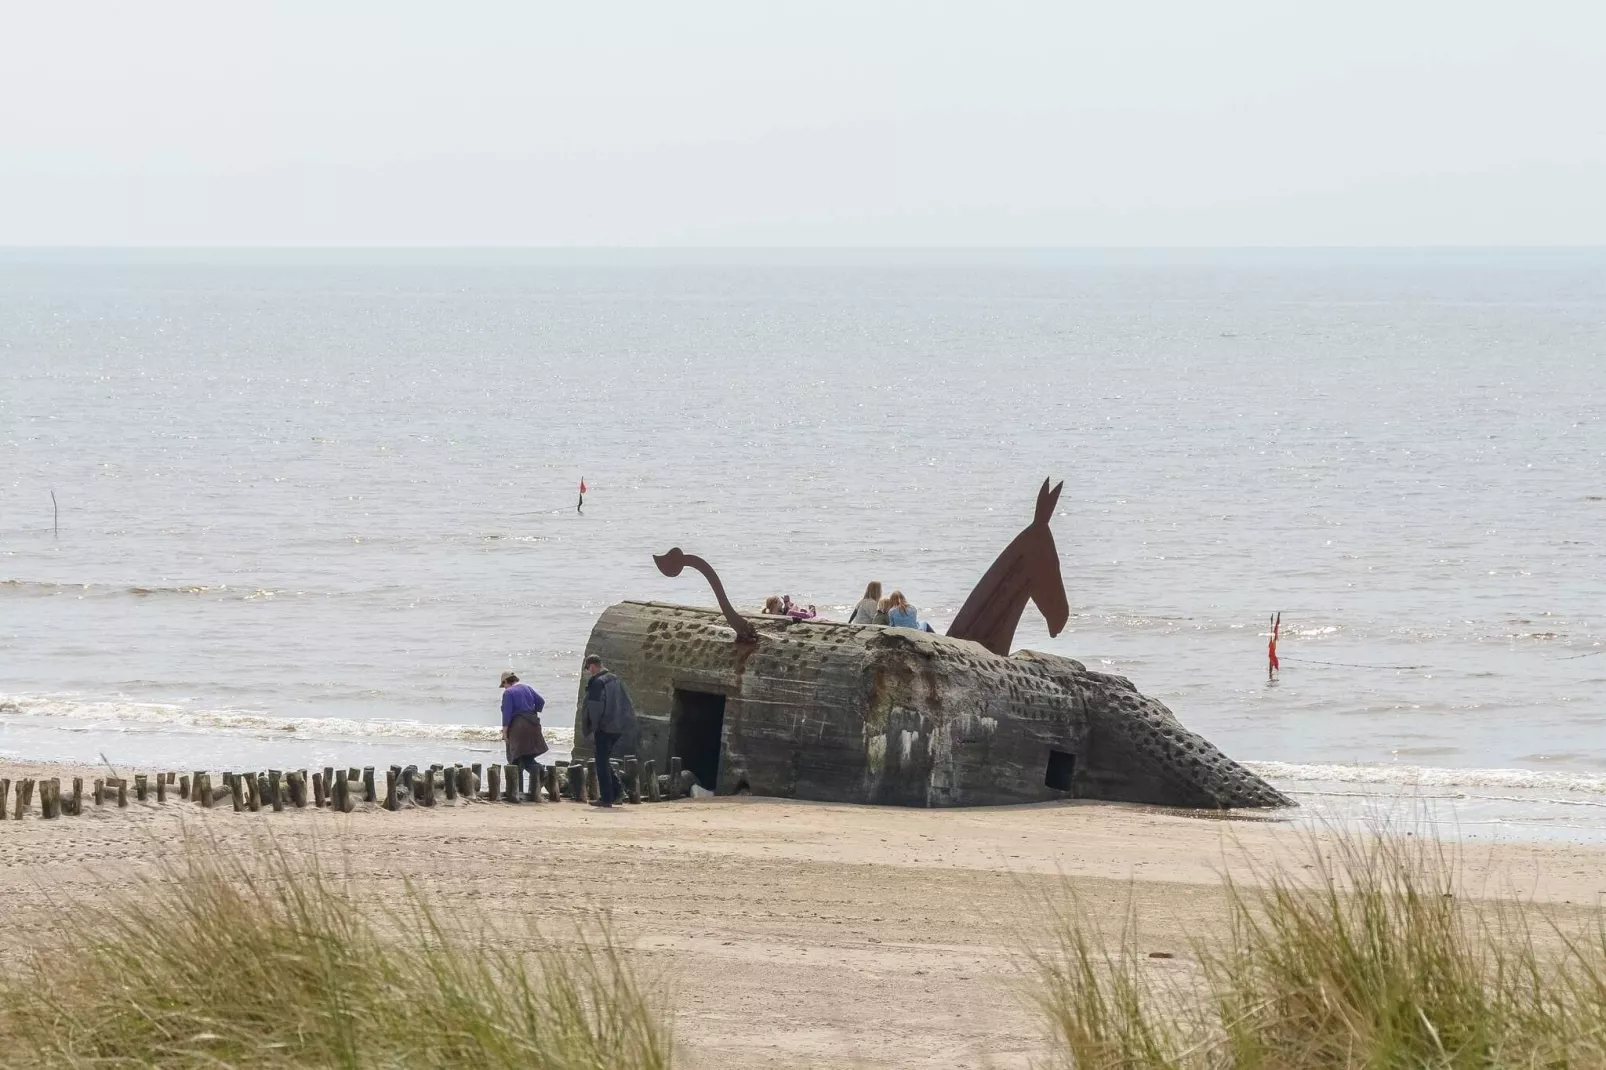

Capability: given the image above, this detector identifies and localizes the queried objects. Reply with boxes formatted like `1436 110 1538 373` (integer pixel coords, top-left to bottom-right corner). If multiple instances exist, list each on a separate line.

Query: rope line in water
1281 648 1605 671
1277 656 1428 670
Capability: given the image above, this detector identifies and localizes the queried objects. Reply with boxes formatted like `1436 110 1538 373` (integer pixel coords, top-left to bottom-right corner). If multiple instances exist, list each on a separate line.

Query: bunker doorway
671 690 726 791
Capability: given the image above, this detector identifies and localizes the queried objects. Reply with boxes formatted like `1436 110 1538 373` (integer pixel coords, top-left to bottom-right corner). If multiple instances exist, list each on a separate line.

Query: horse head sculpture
945 479 1069 656
653 547 760 644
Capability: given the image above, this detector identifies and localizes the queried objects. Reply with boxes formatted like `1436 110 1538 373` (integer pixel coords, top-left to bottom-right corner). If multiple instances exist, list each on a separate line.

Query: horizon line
4 243 1606 251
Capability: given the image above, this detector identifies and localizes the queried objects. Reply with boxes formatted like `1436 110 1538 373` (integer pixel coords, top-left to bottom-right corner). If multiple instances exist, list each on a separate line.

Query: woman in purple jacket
499 670 549 791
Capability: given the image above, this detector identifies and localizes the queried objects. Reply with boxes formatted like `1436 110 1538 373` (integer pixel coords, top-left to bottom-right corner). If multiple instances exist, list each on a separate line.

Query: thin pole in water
51 489 58 537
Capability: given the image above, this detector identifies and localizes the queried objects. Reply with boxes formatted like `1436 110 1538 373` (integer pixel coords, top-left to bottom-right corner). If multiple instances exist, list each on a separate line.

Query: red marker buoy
577 477 587 514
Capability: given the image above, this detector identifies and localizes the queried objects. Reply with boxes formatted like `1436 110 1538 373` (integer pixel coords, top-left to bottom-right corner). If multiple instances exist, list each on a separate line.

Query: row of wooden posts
0 755 699 821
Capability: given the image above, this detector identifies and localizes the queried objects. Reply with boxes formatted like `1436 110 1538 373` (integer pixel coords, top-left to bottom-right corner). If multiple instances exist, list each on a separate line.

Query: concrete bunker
571 481 1292 811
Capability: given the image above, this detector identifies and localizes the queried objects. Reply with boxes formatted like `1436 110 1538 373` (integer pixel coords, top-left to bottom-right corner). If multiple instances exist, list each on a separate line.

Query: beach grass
1027 830 1606 1069
0 837 674 1069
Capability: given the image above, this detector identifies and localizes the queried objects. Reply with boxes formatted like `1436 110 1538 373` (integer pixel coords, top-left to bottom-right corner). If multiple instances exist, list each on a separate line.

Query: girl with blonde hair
886 590 932 631
849 581 882 625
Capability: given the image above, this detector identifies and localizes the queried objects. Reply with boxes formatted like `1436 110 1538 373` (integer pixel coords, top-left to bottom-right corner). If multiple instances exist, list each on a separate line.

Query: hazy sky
3 1 1603 246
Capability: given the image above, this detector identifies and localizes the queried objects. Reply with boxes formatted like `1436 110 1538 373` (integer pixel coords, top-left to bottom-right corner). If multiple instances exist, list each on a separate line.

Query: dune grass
1027 831 1606 1069
0 839 673 1069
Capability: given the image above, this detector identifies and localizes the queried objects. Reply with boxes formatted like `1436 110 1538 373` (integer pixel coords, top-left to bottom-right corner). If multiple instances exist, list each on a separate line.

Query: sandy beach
4 761 1606 1068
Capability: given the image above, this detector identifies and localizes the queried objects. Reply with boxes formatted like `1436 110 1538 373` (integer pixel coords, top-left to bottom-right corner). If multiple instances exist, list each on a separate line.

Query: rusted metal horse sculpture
945 478 1069 656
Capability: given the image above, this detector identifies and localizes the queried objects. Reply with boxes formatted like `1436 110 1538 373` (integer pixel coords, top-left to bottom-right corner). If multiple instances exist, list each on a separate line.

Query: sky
2 1 1604 246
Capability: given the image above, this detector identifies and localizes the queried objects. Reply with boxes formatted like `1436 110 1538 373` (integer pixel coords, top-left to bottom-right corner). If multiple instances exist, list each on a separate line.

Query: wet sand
3 760 1605 1068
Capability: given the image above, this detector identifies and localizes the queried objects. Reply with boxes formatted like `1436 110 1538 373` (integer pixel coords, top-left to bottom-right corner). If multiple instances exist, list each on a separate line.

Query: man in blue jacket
580 653 636 808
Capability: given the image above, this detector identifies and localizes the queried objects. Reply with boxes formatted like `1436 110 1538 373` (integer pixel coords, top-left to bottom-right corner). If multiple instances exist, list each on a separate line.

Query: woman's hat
499 670 518 686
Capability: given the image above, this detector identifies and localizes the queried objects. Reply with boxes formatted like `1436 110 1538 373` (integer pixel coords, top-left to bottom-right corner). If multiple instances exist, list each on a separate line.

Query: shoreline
5 760 1606 1067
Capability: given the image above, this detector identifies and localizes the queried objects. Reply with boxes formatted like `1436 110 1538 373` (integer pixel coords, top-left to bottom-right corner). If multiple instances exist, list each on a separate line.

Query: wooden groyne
0 757 700 821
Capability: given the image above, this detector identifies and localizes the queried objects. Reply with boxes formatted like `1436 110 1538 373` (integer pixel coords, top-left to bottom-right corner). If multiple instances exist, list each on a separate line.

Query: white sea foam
0 693 574 749
1248 760 1606 796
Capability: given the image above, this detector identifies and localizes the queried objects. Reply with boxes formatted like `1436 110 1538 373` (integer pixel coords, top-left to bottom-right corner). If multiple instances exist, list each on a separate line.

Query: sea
3 249 1604 842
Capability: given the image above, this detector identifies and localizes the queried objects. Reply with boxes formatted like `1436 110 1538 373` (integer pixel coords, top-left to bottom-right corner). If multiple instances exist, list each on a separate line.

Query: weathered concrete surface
577 602 1290 809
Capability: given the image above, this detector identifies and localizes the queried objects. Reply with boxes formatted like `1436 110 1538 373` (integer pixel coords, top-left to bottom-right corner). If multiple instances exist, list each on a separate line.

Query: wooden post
244 773 259 812
0 778 9 820
113 778 127 808
419 772 436 807
69 777 83 815
669 756 684 799
231 774 246 812
178 774 191 801
382 769 399 811
270 773 285 813
584 761 599 802
624 758 642 804
442 766 458 801
192 771 205 801
39 779 57 819
311 772 326 808
361 768 376 803
503 764 520 803
156 775 166 803
643 760 659 802
332 776 349 813
195 774 211 808
320 767 334 806
485 764 500 803
135 774 148 803
94 779 105 807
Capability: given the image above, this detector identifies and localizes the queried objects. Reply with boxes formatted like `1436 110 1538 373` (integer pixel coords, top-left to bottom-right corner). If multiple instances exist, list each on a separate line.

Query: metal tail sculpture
946 478 1070 656
653 548 759 644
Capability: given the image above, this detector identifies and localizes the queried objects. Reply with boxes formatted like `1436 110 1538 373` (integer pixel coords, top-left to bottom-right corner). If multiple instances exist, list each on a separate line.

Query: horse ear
1034 479 1063 525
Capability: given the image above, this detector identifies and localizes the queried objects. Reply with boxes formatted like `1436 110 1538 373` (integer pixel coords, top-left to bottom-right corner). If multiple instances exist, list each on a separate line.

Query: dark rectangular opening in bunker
671 690 726 791
1045 749 1076 792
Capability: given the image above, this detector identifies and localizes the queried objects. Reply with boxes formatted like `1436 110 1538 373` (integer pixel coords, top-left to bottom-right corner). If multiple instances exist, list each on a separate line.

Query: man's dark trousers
593 730 622 804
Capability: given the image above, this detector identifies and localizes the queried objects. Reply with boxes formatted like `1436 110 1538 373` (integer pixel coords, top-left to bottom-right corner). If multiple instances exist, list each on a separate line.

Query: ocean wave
2 580 296 601
0 694 574 749
1248 760 1606 796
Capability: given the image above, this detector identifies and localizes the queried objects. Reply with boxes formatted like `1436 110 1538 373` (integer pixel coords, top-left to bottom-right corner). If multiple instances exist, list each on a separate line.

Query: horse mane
946 479 1066 656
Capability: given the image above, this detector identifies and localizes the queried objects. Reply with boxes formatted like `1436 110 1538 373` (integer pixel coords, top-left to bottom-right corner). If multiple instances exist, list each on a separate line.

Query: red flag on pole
1267 612 1281 676
577 477 587 514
